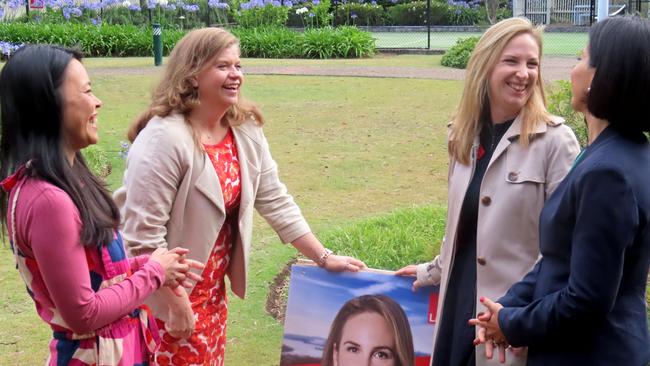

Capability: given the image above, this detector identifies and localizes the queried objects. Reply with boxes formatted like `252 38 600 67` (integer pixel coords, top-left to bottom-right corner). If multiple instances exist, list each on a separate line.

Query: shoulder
18 179 78 217
129 113 195 162
135 113 193 147
536 117 579 147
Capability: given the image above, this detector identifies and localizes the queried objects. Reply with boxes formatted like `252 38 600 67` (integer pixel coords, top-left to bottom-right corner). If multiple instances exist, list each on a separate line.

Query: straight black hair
588 16 650 134
0 45 120 247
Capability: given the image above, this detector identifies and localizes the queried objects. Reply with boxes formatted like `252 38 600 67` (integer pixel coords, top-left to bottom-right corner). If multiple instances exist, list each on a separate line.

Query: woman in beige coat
114 28 365 366
396 18 579 366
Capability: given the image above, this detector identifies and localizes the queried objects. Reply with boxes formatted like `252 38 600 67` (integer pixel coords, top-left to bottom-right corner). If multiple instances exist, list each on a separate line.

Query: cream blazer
416 114 580 366
114 114 310 319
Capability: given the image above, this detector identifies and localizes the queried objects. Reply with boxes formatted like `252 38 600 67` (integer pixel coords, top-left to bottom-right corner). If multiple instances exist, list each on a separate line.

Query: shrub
440 35 478 68
333 3 385 26
547 80 588 147
303 26 375 58
0 23 185 57
287 0 333 28
82 145 112 178
447 4 482 25
235 2 289 28
385 1 429 26
233 26 302 58
232 26 375 58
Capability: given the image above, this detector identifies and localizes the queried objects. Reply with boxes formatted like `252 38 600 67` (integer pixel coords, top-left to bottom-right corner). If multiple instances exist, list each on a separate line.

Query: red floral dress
154 129 241 366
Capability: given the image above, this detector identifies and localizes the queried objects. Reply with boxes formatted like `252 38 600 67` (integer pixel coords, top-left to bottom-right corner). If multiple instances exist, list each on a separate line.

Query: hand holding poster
280 263 439 366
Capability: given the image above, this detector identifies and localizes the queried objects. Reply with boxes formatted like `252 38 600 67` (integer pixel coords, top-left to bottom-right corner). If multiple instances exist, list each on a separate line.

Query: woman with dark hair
321 294 414 366
470 16 650 366
0 45 202 365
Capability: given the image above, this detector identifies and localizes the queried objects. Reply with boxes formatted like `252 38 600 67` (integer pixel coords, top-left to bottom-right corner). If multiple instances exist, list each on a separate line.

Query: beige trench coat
114 114 310 321
416 114 580 366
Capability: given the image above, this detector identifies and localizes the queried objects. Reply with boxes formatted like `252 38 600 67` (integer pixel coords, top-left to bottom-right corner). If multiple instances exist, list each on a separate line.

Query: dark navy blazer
497 126 650 366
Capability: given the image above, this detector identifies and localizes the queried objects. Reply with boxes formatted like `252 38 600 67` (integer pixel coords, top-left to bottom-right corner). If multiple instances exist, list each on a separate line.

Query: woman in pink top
0 45 203 365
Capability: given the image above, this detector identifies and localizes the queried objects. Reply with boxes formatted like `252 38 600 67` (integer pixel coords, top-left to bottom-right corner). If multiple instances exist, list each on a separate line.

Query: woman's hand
164 291 196 339
395 264 426 291
323 254 366 272
469 297 509 362
149 247 204 295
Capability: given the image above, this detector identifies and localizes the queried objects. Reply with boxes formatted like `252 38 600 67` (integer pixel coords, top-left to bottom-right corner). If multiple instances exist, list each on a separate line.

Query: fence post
153 23 163 66
427 0 431 49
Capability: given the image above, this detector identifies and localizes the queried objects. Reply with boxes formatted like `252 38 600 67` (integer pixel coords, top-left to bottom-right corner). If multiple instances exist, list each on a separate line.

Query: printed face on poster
280 263 439 366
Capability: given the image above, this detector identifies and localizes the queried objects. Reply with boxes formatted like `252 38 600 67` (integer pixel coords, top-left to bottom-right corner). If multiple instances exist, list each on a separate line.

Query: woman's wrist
316 248 333 267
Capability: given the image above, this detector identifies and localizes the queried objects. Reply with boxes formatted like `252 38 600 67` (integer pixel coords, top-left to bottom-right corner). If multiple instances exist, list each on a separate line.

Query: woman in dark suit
470 16 650 366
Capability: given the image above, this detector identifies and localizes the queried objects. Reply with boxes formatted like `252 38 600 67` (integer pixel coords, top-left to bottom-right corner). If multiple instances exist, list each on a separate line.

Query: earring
586 87 591 93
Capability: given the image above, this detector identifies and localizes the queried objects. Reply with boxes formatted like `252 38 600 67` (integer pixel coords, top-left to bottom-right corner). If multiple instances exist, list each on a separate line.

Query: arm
26 190 165 334
129 255 150 272
498 168 638 347
116 125 195 338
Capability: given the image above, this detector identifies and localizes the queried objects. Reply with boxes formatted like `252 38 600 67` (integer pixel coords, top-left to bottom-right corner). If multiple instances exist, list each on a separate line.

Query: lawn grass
373 31 588 56
0 61 462 365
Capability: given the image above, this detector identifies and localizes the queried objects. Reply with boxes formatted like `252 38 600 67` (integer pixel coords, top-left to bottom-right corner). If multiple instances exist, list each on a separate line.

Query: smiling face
487 33 540 123
60 59 102 163
570 46 595 114
333 312 397 366
193 44 243 113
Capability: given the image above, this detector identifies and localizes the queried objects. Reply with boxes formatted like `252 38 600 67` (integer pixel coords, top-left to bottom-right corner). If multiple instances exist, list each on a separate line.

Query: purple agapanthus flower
128 4 141 10
308 11 314 17
147 0 157 9
312 0 319 4
183 4 200 12
284 0 293 6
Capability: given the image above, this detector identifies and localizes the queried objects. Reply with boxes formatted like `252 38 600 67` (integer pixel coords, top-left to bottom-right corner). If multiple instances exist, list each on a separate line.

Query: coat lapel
194 151 226 216
232 126 257 218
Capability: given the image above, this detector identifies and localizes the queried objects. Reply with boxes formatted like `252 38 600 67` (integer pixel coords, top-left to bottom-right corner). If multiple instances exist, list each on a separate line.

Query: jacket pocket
505 152 546 184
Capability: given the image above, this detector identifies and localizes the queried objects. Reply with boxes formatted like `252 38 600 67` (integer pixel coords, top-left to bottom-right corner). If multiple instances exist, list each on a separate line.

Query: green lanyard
569 148 587 173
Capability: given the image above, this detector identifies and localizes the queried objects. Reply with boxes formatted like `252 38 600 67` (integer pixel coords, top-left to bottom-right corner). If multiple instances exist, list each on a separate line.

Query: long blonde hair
450 17 551 164
127 27 263 142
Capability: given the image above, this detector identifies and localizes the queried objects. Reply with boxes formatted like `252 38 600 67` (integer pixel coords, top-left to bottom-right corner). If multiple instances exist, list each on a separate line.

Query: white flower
158 0 168 5
122 0 131 6
295 6 308 14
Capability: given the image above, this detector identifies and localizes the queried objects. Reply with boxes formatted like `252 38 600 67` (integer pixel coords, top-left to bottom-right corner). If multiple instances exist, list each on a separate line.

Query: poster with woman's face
280 263 439 366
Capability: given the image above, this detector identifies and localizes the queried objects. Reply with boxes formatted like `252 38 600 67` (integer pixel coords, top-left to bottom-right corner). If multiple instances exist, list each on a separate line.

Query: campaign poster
280 263 439 366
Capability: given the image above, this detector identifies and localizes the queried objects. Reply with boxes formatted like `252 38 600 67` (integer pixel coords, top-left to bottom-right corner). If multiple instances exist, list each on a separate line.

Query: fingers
412 280 422 291
395 265 417 276
185 271 203 283
169 247 190 256
479 296 500 313
498 344 507 363
349 258 367 269
485 340 494 359
171 284 185 297
184 259 205 270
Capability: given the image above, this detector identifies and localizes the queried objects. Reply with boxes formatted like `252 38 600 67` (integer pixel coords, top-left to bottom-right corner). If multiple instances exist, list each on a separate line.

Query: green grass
0 59 461 365
373 31 588 56
321 205 447 270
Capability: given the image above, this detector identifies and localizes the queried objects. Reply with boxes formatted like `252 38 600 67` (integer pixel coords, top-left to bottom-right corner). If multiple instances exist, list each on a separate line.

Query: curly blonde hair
127 27 263 142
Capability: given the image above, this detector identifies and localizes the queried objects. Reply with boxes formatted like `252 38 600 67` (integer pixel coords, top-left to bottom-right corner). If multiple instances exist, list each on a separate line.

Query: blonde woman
396 17 579 366
114 28 366 365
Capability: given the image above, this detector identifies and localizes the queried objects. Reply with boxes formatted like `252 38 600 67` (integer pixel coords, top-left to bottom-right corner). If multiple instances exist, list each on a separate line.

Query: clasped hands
150 247 205 296
468 297 524 363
